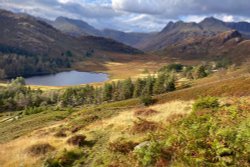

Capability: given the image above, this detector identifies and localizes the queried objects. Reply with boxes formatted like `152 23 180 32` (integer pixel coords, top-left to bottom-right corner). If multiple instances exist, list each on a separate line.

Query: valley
0 4 250 167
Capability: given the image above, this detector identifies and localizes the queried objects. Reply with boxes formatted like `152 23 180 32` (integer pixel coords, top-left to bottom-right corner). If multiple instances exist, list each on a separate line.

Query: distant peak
205 16 217 20
55 16 81 22
55 16 68 21
176 20 184 24
161 20 201 33
167 21 174 26
200 16 223 24
56 16 74 21
55 16 90 26
161 21 184 32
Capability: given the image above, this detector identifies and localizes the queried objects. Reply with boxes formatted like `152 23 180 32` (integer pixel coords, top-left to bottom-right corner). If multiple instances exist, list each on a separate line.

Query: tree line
0 63 222 112
0 71 175 112
0 45 73 79
60 72 175 107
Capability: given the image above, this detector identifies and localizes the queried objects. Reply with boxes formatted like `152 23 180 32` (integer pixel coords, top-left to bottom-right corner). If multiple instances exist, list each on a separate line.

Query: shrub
11 77 26 86
215 58 232 69
134 108 158 117
45 149 84 167
54 130 67 138
109 140 138 154
67 135 86 147
192 97 220 111
135 141 164 166
166 113 186 123
194 65 207 79
65 50 73 57
134 98 250 166
159 64 184 73
24 107 44 115
70 125 83 133
131 118 159 133
140 96 155 106
26 143 55 156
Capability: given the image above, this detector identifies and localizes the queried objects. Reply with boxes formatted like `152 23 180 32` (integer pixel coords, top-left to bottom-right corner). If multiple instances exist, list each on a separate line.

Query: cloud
112 0 250 18
0 0 250 32
0 0 118 19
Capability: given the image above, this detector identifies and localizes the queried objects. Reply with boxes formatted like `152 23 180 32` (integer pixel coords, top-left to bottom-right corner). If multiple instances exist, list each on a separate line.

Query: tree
103 83 113 101
133 78 145 98
11 77 26 86
65 50 73 57
165 79 176 92
140 95 155 106
153 73 166 95
121 78 134 100
115 81 123 101
142 75 155 96
94 87 103 104
194 65 207 79
159 63 184 73
183 66 194 79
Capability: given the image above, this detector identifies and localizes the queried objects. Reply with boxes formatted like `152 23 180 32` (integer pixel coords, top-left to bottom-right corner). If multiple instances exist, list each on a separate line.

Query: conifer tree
142 75 155 96
133 78 145 98
165 79 176 92
153 73 166 95
121 78 134 100
194 65 207 79
103 83 113 101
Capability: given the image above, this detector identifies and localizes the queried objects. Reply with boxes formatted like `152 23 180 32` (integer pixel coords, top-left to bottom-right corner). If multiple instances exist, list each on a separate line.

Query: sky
0 0 250 32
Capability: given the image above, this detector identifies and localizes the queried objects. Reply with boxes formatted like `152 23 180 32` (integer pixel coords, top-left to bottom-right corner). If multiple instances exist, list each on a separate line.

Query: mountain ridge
47 16 155 46
157 29 250 63
0 9 143 78
46 15 250 50
136 17 250 52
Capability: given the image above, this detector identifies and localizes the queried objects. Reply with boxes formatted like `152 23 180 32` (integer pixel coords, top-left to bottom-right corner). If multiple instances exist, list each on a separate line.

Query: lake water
24 71 108 86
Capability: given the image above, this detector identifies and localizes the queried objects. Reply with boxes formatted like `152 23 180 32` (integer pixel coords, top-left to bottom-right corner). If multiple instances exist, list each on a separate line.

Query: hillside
0 9 142 79
159 30 250 62
0 64 249 166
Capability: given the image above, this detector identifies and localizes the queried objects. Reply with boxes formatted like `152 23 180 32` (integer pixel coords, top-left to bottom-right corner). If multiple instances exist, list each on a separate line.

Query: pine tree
153 73 166 95
165 79 176 92
133 78 145 98
94 87 103 104
194 65 207 79
103 83 113 101
142 75 155 96
109 81 119 101
121 78 134 100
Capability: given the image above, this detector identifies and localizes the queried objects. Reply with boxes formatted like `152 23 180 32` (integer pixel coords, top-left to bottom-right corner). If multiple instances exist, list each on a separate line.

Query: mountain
0 9 142 79
48 17 151 46
49 16 101 37
136 21 206 51
157 30 250 62
199 17 230 32
136 17 233 51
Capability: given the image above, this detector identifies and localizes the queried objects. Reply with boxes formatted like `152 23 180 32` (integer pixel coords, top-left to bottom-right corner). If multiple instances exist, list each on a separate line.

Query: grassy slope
0 109 72 143
157 75 250 104
1 69 249 142
0 67 249 166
